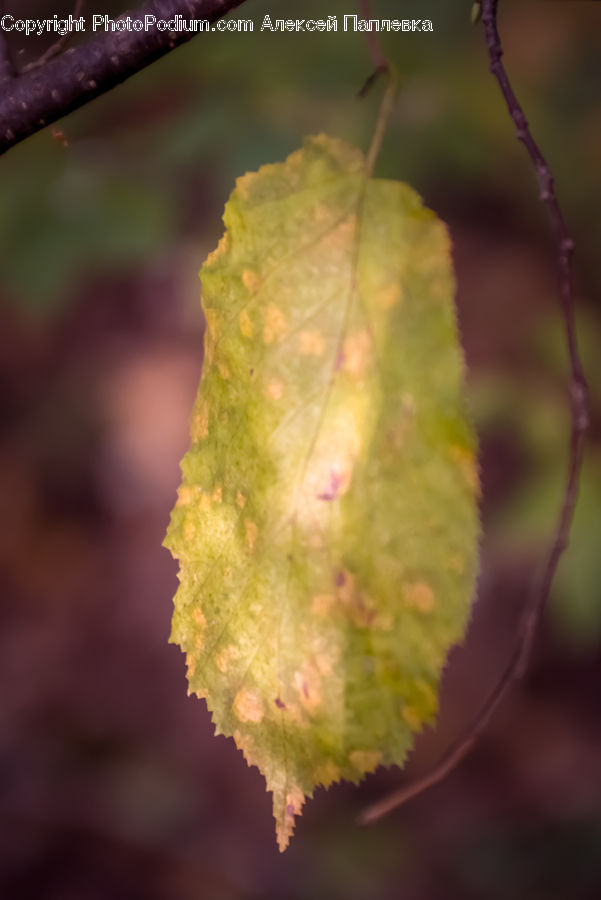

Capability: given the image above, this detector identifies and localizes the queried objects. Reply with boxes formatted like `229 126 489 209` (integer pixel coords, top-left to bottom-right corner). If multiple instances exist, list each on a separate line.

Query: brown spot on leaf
198 493 211 512
299 330 325 356
204 308 219 338
245 520 258 550
405 582 435 613
216 644 240 673
186 653 196 678
314 649 336 676
183 517 196 541
233 689 264 723
176 485 194 506
321 213 357 250
263 305 287 343
191 402 209 441
242 269 260 292
266 379 284 400
343 330 371 378
193 608 206 627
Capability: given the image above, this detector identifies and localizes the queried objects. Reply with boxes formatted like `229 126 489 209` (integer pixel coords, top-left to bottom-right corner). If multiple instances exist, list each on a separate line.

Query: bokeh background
1 1 601 897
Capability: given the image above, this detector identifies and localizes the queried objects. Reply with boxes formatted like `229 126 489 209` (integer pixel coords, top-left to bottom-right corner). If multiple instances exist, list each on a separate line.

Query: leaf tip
273 785 305 853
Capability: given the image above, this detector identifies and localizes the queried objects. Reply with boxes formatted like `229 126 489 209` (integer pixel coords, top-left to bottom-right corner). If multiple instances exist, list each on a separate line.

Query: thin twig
21 0 85 74
357 66 387 100
359 0 388 73
359 0 589 827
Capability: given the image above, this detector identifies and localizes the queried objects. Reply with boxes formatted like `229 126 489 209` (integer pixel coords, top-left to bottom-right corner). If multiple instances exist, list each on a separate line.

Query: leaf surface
165 135 479 850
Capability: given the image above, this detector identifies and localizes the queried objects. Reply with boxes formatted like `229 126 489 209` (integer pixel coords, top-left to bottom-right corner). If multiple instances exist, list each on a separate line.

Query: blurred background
1 0 600 897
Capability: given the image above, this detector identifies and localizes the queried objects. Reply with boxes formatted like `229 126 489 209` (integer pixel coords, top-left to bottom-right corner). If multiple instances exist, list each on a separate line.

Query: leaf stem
357 0 399 178
364 67 399 179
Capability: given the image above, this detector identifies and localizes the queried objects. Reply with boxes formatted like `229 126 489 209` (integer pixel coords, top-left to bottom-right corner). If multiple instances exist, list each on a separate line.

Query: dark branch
359 0 589 827
0 0 246 156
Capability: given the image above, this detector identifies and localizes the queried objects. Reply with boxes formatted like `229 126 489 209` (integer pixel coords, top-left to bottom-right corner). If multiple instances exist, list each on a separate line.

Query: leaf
164 134 480 850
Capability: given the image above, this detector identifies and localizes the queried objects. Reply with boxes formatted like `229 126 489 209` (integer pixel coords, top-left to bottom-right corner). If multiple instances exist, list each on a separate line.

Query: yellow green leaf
164 134 480 851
